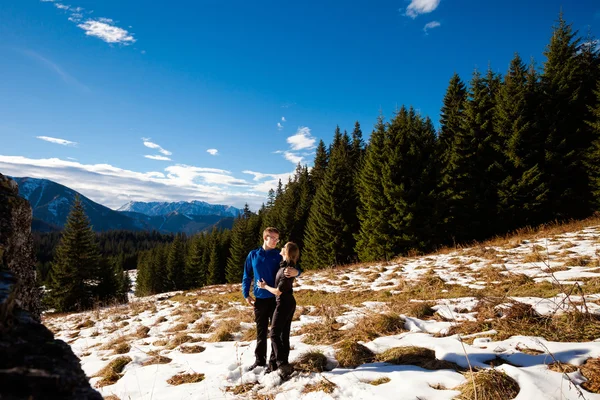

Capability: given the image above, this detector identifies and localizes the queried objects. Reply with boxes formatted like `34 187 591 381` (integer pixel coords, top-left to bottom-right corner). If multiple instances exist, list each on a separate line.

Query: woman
258 242 299 376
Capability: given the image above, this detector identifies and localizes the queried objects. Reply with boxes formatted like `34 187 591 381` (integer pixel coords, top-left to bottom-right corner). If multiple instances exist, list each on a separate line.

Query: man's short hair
262 227 280 240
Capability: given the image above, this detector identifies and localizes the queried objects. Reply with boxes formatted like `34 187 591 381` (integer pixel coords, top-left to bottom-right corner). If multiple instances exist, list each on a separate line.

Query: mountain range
11 177 240 234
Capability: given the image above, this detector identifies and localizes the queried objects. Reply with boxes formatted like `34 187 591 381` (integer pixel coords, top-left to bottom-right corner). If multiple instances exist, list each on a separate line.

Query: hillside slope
44 218 600 399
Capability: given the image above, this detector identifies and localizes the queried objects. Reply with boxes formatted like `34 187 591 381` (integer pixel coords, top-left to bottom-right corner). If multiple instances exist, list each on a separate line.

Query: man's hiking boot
247 361 266 371
265 361 278 373
278 363 293 379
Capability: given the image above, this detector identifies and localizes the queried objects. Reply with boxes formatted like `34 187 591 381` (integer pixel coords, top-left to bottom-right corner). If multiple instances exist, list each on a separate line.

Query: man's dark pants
254 297 276 365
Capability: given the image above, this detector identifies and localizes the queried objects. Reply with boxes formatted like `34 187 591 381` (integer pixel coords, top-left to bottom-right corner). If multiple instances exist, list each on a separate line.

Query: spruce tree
207 229 224 285
226 205 257 283
355 116 391 261
46 196 101 312
166 233 186 290
585 81 600 208
540 13 597 220
185 233 206 288
437 73 467 244
495 54 547 230
304 127 357 268
311 139 328 192
382 107 438 254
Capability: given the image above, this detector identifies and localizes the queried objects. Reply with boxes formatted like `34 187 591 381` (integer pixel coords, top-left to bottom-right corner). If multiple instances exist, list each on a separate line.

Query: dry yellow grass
94 356 131 388
294 350 329 373
134 326 150 339
166 333 194 349
450 303 600 342
142 355 172 366
113 342 130 355
166 373 205 385
166 323 188 333
367 377 391 386
76 319 95 329
455 369 520 400
225 382 255 395
547 361 578 373
335 340 375 368
581 357 600 393
376 346 461 371
180 345 206 354
302 378 337 395
240 326 257 342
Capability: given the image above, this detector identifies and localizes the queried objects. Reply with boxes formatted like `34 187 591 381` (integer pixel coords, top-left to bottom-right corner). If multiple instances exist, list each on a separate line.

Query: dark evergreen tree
304 127 357 269
207 229 224 285
382 107 438 254
540 13 598 220
437 73 467 244
355 116 392 261
46 196 101 312
226 205 257 283
586 81 600 208
166 233 186 290
495 54 547 230
311 139 329 192
185 233 207 288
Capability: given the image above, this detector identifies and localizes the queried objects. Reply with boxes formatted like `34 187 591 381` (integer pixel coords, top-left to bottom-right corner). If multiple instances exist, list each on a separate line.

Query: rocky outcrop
0 270 103 400
0 174 102 399
0 173 41 319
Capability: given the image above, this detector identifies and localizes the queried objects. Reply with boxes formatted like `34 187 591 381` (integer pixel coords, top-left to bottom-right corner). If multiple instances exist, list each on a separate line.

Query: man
242 227 300 371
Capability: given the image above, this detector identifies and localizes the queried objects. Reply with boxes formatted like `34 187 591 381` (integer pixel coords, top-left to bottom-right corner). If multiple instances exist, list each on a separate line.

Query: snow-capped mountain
117 200 241 218
10 177 236 233
13 177 144 232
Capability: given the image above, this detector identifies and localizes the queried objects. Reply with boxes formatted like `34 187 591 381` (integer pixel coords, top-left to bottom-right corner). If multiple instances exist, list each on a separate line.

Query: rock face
0 271 103 400
0 173 42 319
0 174 102 399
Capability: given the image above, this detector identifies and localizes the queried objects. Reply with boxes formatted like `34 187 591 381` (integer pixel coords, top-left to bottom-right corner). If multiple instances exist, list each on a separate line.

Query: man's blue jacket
242 247 302 299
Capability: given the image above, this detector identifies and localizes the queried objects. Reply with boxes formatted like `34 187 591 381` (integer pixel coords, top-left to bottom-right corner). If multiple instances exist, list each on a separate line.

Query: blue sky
1 0 598 210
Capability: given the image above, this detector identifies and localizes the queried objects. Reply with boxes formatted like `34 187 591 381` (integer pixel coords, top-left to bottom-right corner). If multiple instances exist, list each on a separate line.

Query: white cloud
287 126 316 150
404 0 441 18
423 21 441 33
277 122 284 130
143 139 172 156
281 117 286 122
206 149 218 156
242 170 295 193
283 151 303 164
145 155 171 161
41 0 137 46
36 136 77 146
77 18 136 44
0 156 263 209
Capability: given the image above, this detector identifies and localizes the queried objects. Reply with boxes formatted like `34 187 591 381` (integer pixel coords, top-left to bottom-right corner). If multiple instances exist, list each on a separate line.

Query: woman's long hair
282 242 299 266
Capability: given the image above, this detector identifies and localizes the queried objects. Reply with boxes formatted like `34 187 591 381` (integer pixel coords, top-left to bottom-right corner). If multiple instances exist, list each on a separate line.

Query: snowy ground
43 222 600 399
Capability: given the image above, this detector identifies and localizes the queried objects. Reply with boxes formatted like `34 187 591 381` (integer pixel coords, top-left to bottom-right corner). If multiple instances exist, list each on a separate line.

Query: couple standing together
241 227 301 377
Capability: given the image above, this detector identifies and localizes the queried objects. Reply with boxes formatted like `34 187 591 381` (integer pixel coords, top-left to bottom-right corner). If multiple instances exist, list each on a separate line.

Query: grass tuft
142 355 172 366
455 369 520 400
335 340 375 368
294 350 329 373
581 357 600 393
94 356 131 388
113 342 130 355
166 373 205 386
180 345 206 354
367 377 391 386
302 378 337 394
377 346 461 371
547 361 578 373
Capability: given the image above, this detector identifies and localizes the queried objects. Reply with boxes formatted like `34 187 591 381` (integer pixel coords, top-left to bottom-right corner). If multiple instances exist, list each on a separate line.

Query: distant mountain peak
116 200 241 218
